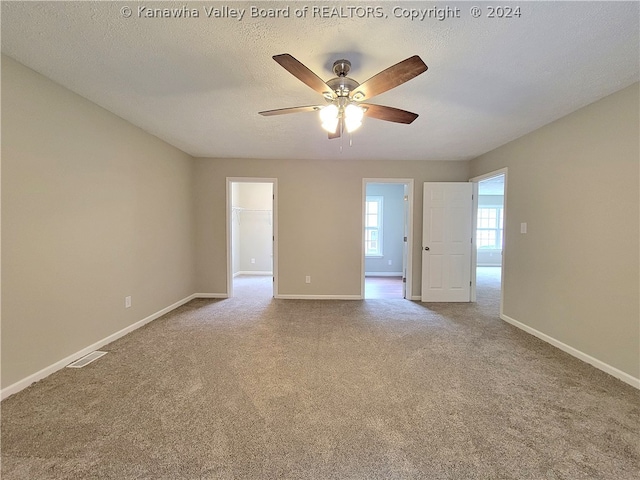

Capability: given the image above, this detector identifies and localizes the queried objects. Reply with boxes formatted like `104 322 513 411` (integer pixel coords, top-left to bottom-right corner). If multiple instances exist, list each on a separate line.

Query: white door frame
361 178 414 299
226 177 278 298
469 168 507 313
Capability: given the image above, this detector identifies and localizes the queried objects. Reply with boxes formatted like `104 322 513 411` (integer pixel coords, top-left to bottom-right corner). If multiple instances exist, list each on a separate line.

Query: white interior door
421 182 473 302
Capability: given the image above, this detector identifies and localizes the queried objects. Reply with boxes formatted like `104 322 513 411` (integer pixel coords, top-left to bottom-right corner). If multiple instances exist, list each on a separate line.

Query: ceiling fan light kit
259 53 428 140
319 98 365 134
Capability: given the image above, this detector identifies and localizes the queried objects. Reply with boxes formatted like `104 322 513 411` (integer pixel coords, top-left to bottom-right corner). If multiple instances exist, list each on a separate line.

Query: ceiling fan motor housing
326 76 360 99
322 59 360 99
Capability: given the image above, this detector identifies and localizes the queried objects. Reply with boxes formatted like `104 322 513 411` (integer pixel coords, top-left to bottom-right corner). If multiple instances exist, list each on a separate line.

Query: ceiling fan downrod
332 59 351 77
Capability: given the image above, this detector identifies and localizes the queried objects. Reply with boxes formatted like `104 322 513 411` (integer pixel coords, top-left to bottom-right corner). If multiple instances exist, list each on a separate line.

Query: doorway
470 169 507 311
362 179 413 299
227 178 277 298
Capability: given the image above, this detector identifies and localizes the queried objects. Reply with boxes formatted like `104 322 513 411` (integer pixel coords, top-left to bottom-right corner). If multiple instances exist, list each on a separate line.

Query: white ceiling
2 1 638 161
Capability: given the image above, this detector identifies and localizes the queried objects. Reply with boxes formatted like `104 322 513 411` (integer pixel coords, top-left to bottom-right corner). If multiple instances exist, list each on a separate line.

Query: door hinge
404 236 408 242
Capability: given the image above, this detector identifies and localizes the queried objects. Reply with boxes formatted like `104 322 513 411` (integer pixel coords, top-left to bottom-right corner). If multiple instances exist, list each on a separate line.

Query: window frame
365 195 384 257
476 205 504 250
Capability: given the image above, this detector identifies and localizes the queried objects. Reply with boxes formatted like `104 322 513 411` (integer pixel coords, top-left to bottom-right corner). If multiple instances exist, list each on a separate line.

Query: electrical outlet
388 260 392 266
521 222 527 234
305 276 311 284
125 296 132 308
251 258 256 264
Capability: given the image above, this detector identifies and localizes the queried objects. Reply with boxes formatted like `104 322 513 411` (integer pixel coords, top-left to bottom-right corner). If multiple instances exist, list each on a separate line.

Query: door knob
424 246 430 251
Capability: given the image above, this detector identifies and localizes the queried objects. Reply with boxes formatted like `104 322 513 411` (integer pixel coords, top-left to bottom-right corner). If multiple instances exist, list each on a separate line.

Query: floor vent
67 351 107 368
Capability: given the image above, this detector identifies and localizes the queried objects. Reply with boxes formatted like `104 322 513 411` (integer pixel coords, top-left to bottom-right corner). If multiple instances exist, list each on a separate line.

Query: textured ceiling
2 1 638 161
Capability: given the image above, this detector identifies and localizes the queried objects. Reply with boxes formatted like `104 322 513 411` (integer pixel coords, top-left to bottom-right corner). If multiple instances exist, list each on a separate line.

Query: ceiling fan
259 54 428 139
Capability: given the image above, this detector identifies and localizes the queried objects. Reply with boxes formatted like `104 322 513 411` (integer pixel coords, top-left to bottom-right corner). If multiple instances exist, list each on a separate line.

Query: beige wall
1 56 196 388
194 158 470 297
470 83 640 379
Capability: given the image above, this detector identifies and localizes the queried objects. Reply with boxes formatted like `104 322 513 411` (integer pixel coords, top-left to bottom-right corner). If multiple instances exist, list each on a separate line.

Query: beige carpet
2 269 639 479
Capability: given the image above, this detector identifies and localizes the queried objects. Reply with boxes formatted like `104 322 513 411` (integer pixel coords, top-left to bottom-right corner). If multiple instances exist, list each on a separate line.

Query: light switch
521 222 527 234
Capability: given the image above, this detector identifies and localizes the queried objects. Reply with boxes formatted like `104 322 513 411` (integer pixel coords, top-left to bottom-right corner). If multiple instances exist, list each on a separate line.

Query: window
477 206 503 249
365 196 383 256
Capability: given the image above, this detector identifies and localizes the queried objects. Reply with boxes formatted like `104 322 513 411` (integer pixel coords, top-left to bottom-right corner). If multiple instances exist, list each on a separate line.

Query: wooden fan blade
273 54 335 99
351 56 427 101
361 104 419 124
259 105 323 116
328 117 343 139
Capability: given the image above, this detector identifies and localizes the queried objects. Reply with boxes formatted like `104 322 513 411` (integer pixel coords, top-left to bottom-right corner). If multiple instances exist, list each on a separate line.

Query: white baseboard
365 272 404 277
1 293 201 401
410 295 422 301
193 293 228 299
234 271 272 277
275 294 362 300
501 314 640 390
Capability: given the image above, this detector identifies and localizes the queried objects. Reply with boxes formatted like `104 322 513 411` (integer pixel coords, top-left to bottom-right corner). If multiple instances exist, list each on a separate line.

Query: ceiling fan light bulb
319 104 338 123
345 104 364 121
321 118 339 133
345 104 364 132
320 104 339 133
345 119 362 133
